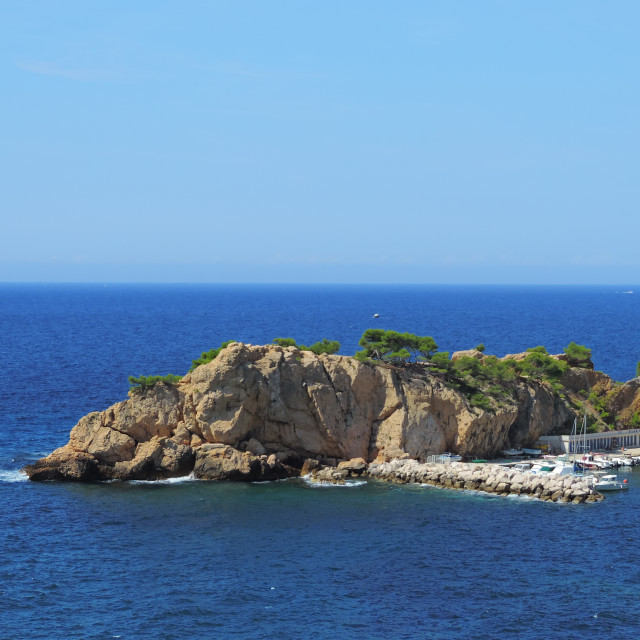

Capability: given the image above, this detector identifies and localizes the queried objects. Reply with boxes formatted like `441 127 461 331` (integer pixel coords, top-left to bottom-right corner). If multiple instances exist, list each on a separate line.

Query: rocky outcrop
24 342 637 483
451 348 485 361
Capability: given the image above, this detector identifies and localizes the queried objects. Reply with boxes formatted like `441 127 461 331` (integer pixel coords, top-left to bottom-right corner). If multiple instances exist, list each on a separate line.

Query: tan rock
337 457 367 475
171 422 191 446
451 349 485 361
312 466 348 484
501 352 530 362
301 458 321 475
23 446 99 482
245 438 267 456
193 444 293 481
69 412 136 464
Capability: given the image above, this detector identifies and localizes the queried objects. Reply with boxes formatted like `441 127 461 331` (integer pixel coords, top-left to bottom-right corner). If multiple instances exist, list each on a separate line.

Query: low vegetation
354 329 438 363
273 337 341 355
128 339 239 392
129 337 341 392
128 374 182 393
563 341 592 367
353 330 596 415
189 340 237 372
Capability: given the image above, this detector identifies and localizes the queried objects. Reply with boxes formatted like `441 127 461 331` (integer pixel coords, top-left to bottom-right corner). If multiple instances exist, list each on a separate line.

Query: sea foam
0 468 28 483
128 472 199 485
301 474 367 488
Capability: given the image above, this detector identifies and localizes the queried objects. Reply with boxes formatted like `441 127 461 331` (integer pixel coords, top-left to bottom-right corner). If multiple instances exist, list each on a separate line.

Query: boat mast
571 417 579 473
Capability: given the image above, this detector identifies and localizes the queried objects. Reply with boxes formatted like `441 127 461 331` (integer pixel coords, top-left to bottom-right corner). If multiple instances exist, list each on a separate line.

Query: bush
494 359 517 382
273 338 297 348
355 329 438 363
519 351 568 380
128 374 182 393
300 338 341 355
430 351 452 372
453 356 483 378
526 346 548 354
470 393 492 410
563 341 592 368
190 340 236 372
486 385 504 397
274 337 340 355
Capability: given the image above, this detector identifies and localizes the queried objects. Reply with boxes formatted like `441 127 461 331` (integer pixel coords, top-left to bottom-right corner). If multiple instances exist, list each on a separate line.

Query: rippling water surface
1 284 640 638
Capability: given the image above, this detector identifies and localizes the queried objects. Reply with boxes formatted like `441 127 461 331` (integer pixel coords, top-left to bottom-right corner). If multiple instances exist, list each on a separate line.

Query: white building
537 427 640 455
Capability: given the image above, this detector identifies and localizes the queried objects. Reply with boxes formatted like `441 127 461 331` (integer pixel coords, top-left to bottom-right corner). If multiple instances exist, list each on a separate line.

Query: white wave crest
0 468 29 483
301 474 367 488
128 472 199 485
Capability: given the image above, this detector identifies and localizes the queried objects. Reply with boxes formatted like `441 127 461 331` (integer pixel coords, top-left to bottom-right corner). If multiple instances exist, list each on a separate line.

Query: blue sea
1 283 640 639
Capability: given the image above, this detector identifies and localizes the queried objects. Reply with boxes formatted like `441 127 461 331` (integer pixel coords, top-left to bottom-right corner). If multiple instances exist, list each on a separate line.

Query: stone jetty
365 459 604 503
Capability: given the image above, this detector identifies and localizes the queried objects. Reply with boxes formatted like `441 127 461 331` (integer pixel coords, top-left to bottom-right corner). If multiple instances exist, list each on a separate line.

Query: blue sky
1 1 638 284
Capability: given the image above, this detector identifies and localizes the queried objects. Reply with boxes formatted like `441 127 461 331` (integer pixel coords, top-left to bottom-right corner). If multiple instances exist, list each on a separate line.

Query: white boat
611 456 633 467
529 462 557 474
440 452 462 462
522 448 542 457
593 454 615 469
590 474 629 492
579 453 613 470
550 460 575 475
530 460 573 476
502 449 523 457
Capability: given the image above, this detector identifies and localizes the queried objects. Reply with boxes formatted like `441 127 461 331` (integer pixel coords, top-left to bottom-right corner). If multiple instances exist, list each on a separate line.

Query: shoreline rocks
365 460 604 503
25 442 605 504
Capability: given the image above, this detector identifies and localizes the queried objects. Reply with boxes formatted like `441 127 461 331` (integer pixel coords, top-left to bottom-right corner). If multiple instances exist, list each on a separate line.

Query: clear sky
1 1 638 284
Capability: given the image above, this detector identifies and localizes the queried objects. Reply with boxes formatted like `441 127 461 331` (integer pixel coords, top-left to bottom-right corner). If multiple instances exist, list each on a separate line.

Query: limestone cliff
25 342 589 482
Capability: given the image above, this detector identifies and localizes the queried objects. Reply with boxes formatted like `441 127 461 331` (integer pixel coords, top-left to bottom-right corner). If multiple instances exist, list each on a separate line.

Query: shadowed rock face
25 342 614 482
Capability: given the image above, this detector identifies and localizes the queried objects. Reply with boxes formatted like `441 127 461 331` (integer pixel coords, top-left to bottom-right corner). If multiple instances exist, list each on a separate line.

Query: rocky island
25 340 640 502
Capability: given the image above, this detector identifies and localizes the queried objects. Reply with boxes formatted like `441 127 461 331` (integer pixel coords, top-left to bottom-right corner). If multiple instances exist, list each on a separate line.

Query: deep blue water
1 284 640 639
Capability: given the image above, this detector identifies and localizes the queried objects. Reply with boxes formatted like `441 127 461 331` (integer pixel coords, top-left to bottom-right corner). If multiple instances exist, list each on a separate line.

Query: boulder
337 457 367 476
301 458 321 475
245 438 267 456
23 446 99 482
193 445 295 481
311 466 348 484
451 349 485 361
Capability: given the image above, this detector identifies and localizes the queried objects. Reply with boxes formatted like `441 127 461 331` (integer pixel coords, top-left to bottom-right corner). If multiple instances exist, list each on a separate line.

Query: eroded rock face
25 342 633 482
193 444 294 481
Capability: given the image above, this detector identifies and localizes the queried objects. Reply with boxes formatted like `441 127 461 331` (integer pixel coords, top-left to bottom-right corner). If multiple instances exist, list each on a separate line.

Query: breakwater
366 459 604 503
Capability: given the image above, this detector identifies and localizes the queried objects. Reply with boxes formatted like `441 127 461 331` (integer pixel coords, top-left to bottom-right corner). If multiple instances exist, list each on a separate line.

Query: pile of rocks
366 459 604 503
304 457 368 483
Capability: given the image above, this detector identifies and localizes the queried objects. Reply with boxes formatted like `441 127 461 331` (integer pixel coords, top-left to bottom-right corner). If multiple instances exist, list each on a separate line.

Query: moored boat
611 456 633 467
502 449 523 457
576 453 614 470
589 474 629 492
